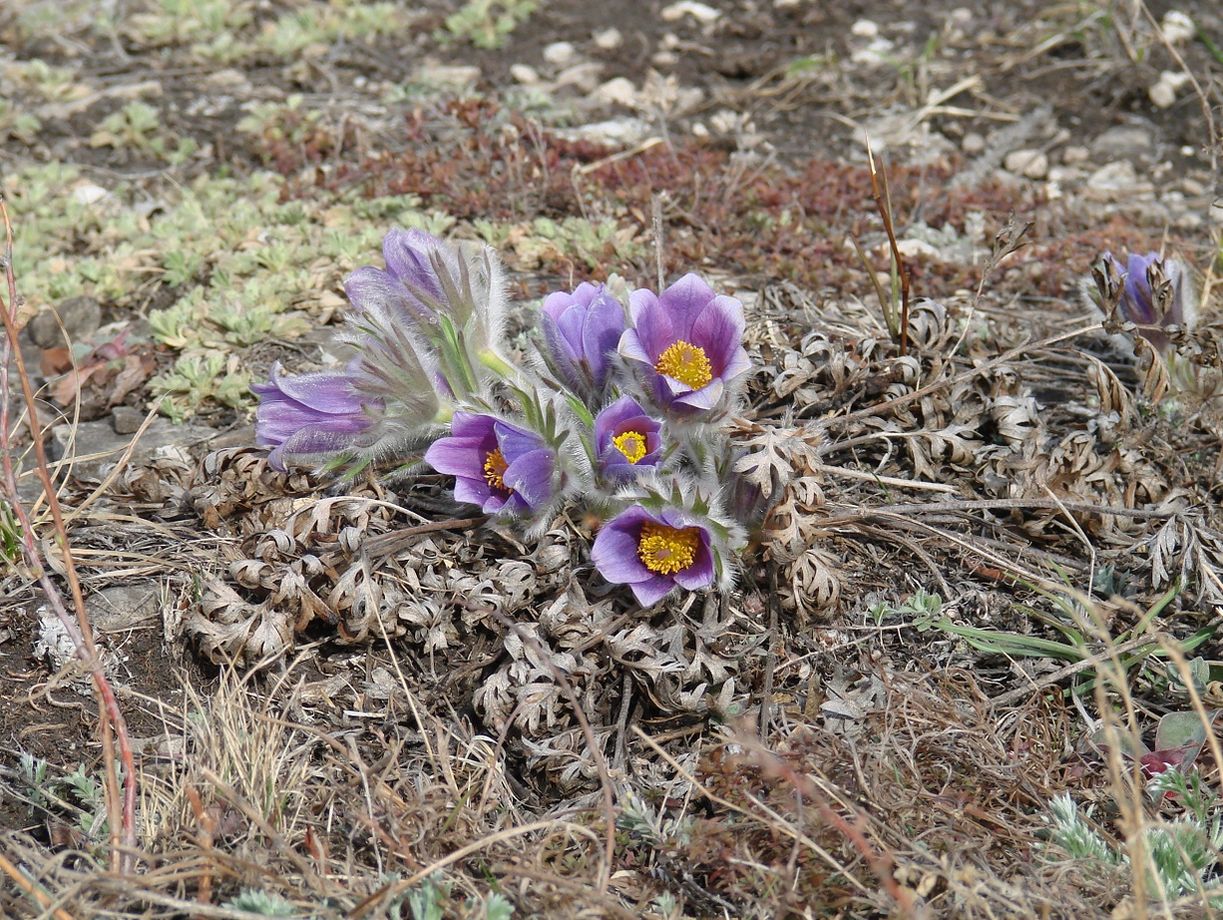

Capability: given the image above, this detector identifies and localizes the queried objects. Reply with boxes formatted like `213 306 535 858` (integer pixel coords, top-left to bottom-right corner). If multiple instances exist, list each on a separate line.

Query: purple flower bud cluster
1097 250 1197 354
255 228 756 608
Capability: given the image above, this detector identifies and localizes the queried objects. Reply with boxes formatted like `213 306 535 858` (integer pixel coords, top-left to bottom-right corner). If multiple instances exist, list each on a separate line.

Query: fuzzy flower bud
1102 251 1197 352
540 282 626 398
253 362 380 470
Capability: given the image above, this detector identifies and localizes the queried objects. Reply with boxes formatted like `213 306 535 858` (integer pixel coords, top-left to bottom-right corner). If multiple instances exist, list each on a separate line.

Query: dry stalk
0 195 137 870
866 140 911 356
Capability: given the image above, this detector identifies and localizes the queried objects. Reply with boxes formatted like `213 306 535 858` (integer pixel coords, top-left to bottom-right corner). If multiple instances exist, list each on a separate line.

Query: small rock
851 18 880 38
961 132 985 154
1161 10 1195 44
560 118 652 147
1085 160 1150 201
553 62 604 93
1210 201 1223 225
592 76 638 109
1003 149 1049 179
850 37 894 66
543 41 576 66
897 238 940 260
1182 177 1205 195
413 62 480 91
509 63 538 84
661 1 721 24
593 27 623 50
111 406 144 435
691 122 709 138
651 50 680 67
89 583 160 633
1149 70 1190 110
27 296 101 348
52 418 216 481
206 68 251 91
71 182 109 206
1092 125 1154 160
1062 145 1089 164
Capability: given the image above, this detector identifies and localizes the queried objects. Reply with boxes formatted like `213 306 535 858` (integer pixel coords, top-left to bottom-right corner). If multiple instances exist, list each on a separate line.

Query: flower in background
539 282 626 397
593 396 662 478
1104 251 1197 351
619 273 752 414
591 505 714 606
344 228 454 326
424 412 556 516
254 362 379 470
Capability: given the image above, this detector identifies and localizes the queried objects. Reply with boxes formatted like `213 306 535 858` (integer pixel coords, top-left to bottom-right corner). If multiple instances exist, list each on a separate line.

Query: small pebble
851 18 879 38
592 77 637 109
112 406 144 435
661 1 721 24
543 41 576 66
1003 149 1049 179
510 64 538 84
1062 145 1089 164
961 132 984 154
1161 10 1195 44
593 27 622 50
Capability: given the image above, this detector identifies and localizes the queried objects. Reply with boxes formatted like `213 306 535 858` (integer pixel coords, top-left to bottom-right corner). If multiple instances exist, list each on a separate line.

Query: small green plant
222 888 299 916
440 0 537 49
0 499 22 564
88 100 197 163
869 588 942 626
17 753 116 856
1048 766 1223 906
150 352 252 419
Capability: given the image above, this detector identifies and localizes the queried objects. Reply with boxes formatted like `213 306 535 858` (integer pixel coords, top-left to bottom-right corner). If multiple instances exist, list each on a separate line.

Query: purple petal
272 370 364 415
503 447 555 511
720 347 753 384
383 228 445 298
580 288 626 386
628 289 673 361
617 327 652 366
657 273 718 340
591 513 656 585
450 412 499 441
494 420 544 460
424 436 488 479
672 537 714 590
629 575 675 607
688 294 746 373
674 378 724 410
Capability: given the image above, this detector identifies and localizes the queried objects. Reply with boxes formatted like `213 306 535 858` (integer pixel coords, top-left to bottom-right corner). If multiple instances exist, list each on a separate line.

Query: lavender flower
344 228 453 326
594 396 662 478
253 362 379 470
1104 251 1197 351
619 273 752 414
424 412 556 516
540 282 626 396
591 505 715 606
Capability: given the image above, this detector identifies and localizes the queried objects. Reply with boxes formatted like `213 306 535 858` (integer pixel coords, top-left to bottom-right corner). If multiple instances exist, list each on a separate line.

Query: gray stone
1062 145 1089 164
1091 125 1154 160
591 77 638 109
559 118 652 147
111 405 144 435
88 582 161 633
509 64 538 84
961 132 985 154
1003 149 1048 179
592 27 622 50
27 296 101 348
52 417 216 480
543 41 576 66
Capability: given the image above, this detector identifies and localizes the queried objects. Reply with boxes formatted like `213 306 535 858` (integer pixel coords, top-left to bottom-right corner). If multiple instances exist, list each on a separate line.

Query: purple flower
1105 251 1196 351
253 363 379 470
424 412 556 515
591 505 714 606
594 396 662 478
343 228 453 326
540 282 626 395
618 273 752 414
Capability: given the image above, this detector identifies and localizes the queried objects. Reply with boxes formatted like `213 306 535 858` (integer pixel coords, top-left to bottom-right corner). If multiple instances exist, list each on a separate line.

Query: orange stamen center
655 340 713 390
637 522 699 575
612 430 648 464
483 449 509 491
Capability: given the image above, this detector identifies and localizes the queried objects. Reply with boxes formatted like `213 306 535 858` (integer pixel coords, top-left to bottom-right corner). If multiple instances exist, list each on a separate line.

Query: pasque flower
254 362 379 470
344 228 454 326
619 273 752 414
594 396 662 478
424 412 556 515
540 282 626 396
1105 251 1197 351
591 505 714 606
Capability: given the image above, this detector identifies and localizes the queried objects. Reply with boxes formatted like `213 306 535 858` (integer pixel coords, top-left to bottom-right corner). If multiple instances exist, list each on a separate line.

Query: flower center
655 340 713 390
612 430 648 464
637 521 699 576
483 449 509 491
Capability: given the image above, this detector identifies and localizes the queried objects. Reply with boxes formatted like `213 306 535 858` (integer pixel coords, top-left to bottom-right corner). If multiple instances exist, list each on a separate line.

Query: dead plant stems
0 195 137 870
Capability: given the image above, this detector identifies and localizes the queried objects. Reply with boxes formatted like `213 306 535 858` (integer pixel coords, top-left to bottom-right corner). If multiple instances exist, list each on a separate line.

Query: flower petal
424 436 487 478
503 447 555 511
672 538 714 590
657 273 718 340
689 294 746 373
630 575 675 607
591 515 655 585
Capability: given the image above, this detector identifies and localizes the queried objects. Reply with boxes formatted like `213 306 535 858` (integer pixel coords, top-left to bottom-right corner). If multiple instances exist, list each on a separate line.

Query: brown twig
0 195 137 870
866 140 911 356
0 848 78 920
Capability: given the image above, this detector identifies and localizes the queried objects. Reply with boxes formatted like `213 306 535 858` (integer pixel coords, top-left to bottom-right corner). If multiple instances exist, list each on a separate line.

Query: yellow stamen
483 449 509 491
655 340 713 390
637 521 699 576
612 430 648 464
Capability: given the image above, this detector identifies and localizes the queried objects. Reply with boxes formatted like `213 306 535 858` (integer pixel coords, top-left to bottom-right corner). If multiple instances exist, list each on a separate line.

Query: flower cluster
1094 250 1198 354
255 228 757 607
